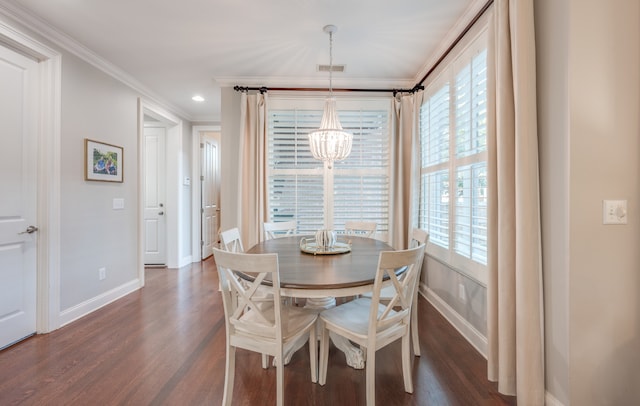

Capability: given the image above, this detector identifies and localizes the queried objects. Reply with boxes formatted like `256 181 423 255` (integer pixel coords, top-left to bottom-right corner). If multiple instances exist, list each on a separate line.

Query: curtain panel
237 92 268 249
486 0 544 403
391 93 423 250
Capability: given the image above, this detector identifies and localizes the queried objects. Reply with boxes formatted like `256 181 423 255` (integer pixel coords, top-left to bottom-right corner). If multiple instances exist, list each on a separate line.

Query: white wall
58 50 141 313
568 1 640 404
220 87 242 233
180 120 193 264
538 0 640 404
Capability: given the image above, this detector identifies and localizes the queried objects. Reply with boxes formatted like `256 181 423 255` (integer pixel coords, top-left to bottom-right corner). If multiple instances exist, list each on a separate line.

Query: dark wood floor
0 258 516 405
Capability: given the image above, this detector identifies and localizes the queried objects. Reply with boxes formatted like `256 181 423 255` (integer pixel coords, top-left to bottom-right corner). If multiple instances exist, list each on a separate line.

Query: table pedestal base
282 296 365 370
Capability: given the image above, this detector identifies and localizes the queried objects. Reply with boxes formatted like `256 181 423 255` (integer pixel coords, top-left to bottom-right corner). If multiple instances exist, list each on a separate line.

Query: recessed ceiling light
192 95 205 102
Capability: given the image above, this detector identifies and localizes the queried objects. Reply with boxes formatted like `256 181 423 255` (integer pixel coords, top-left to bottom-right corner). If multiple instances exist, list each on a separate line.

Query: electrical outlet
458 283 467 303
99 267 106 280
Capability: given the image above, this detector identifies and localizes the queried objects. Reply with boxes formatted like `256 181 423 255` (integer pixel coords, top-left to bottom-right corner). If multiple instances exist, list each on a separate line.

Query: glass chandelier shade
308 25 352 169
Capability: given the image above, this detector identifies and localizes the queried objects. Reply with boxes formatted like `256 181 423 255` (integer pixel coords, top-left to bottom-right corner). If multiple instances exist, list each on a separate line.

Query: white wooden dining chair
213 247 318 406
263 220 297 240
219 227 244 253
363 228 429 355
344 220 377 238
318 244 425 406
219 226 271 368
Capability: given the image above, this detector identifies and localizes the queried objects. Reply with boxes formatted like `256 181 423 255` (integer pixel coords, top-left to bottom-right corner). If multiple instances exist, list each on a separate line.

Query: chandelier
308 25 352 169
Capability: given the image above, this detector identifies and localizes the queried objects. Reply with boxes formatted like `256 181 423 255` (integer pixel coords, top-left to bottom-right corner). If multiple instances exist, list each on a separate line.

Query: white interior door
0 45 38 349
144 126 167 265
201 133 220 259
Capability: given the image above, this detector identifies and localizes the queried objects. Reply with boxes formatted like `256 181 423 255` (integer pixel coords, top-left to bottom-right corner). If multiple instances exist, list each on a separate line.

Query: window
267 97 390 240
419 30 488 281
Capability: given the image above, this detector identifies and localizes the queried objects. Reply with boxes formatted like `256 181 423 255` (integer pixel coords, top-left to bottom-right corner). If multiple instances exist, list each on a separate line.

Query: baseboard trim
421 284 488 358
545 391 565 406
178 255 192 268
59 279 142 327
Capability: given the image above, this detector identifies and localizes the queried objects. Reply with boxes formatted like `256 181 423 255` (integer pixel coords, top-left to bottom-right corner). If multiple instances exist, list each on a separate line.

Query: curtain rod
415 0 494 87
234 0 493 95
233 85 421 96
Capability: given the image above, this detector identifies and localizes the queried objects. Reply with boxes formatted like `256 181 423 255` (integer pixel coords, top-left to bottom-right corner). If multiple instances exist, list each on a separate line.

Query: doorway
0 22 62 343
0 42 39 349
143 123 167 265
138 99 183 283
191 125 221 261
200 132 220 259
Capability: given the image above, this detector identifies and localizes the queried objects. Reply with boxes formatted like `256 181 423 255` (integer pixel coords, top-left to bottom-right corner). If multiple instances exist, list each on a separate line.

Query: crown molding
0 0 193 121
413 0 492 85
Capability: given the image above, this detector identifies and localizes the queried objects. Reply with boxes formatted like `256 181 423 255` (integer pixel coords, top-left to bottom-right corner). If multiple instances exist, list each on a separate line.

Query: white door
144 126 167 265
0 45 38 349
201 133 220 259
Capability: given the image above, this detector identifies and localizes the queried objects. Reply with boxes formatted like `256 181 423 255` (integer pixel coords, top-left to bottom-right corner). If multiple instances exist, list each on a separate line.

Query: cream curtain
390 92 423 250
237 92 268 248
486 0 544 403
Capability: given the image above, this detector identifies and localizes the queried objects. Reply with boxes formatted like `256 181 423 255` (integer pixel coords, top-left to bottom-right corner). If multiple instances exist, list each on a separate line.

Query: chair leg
223 345 236 406
275 348 284 406
402 332 413 394
309 326 318 383
411 292 421 356
365 346 376 406
319 322 330 386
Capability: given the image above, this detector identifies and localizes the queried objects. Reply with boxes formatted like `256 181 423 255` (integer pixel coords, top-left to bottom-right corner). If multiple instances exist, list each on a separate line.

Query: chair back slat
369 244 425 333
263 220 297 240
344 221 377 238
410 228 429 248
220 227 245 253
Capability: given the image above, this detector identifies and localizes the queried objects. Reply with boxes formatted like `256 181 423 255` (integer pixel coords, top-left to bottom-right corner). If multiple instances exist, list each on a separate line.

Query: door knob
158 211 164 215
19 225 39 234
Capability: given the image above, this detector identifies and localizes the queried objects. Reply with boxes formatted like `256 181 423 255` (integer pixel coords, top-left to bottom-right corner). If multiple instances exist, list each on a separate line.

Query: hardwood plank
0 258 516 405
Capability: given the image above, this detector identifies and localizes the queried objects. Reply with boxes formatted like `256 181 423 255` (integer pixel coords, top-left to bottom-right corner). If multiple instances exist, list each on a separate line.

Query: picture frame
84 139 124 182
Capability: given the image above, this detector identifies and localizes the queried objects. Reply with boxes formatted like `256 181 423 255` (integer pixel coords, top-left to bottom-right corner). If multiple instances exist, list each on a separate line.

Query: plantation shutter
267 99 390 237
418 28 489 280
268 109 325 234
333 109 390 233
420 83 450 248
453 49 488 264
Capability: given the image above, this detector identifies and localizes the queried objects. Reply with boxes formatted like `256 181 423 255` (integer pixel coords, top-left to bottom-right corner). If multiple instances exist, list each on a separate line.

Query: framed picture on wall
84 139 124 182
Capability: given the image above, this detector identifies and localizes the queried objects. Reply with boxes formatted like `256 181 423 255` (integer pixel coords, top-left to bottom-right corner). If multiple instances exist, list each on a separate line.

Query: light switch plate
113 198 125 210
603 200 627 225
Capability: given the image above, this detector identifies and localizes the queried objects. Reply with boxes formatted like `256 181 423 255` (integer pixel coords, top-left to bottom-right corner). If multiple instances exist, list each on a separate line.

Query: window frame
267 96 392 241
418 26 489 284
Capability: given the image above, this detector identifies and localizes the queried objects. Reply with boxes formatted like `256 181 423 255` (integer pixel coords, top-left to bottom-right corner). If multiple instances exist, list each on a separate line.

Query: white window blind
267 98 390 238
418 28 488 281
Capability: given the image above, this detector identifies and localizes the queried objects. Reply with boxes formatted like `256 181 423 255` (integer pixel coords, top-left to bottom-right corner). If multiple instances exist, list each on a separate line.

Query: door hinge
201 208 204 214
200 175 205 181
200 240 204 246
200 142 204 148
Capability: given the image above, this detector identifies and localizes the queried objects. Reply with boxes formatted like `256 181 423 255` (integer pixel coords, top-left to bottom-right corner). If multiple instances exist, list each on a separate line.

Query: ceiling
4 0 481 122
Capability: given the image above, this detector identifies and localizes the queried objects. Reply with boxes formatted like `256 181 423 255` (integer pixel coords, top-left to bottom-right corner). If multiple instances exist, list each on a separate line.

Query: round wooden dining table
246 235 396 299
246 235 396 369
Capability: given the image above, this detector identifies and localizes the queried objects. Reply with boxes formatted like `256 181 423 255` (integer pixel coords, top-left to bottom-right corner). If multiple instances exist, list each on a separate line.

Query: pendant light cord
329 30 333 96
